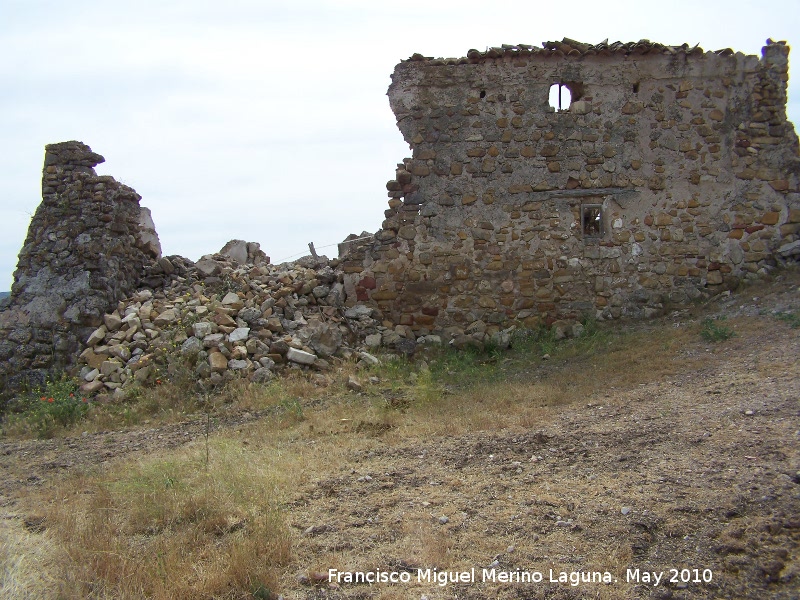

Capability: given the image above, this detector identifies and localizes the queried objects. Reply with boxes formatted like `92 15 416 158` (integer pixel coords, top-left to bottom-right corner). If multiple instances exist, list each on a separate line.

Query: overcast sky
1 0 799 290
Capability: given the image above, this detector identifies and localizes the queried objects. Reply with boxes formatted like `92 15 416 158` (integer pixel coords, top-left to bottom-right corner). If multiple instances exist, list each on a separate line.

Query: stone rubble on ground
76 242 452 397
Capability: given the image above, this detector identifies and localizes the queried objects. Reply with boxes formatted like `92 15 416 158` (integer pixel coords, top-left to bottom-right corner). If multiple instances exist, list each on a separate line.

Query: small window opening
582 204 603 237
479 90 486 99
632 82 640 94
549 83 572 111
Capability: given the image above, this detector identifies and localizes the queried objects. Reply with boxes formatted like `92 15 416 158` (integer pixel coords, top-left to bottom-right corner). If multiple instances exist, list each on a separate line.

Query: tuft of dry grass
0 517 70 600
41 439 292 599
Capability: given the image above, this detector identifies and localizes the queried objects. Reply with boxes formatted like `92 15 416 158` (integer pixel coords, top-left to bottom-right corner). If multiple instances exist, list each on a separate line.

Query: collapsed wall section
341 39 800 340
0 141 161 391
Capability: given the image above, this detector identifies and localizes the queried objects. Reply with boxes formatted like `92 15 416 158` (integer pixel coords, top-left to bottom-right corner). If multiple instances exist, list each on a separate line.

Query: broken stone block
228 327 250 343
86 326 107 347
153 309 177 327
181 336 203 357
251 367 273 383
287 347 316 365
104 312 122 331
221 292 244 310
209 352 228 373
357 351 380 366
346 375 363 392
193 321 214 338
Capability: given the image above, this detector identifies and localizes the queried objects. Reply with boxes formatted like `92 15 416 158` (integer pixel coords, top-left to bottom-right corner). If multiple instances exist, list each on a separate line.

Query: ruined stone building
2 40 800 394
341 39 800 338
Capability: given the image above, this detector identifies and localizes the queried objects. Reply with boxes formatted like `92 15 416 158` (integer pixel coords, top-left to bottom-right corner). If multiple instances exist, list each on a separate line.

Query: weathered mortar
341 39 800 340
0 141 161 391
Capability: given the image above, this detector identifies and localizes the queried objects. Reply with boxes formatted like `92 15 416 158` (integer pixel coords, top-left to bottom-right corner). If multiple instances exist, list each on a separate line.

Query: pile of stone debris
76 241 439 399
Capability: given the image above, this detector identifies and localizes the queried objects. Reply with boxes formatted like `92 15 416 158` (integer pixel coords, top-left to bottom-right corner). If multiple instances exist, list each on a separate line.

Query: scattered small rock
303 525 329 536
287 347 316 365
346 375 363 392
556 519 572 527
358 351 380 366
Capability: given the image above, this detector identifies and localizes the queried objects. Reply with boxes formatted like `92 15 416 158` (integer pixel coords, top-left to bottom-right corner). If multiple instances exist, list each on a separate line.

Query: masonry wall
0 141 160 390
341 40 800 341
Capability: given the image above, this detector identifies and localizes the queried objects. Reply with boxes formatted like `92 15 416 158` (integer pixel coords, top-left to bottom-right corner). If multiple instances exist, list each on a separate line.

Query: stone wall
0 141 161 391
341 39 800 342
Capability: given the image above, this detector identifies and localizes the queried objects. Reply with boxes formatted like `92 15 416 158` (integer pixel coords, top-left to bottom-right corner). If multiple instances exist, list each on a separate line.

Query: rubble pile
76 241 441 398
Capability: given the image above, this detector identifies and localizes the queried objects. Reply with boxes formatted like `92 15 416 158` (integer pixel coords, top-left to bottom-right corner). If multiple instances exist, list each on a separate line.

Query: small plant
409 365 441 405
3 374 90 438
511 325 559 356
427 345 501 388
775 311 800 328
279 397 304 421
371 354 416 393
579 314 601 338
252 582 274 600
700 317 736 342
219 274 242 295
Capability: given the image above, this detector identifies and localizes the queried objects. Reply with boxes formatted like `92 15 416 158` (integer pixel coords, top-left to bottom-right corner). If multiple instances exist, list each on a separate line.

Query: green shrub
700 317 736 342
511 325 559 356
3 374 90 438
775 311 800 328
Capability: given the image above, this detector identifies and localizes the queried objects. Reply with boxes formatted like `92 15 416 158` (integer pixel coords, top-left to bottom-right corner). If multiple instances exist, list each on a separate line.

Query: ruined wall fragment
341 39 800 342
0 141 161 391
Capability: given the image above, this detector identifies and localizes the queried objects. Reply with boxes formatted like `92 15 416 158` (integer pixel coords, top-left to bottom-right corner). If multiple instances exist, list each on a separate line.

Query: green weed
427 346 501 389
775 311 800 328
408 365 441 405
511 325 559 356
279 397 304 421
700 317 736 342
2 374 90 438
371 353 412 377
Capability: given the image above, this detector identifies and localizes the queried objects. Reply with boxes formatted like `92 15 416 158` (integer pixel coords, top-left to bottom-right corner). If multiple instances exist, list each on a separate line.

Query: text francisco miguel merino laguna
328 567 614 587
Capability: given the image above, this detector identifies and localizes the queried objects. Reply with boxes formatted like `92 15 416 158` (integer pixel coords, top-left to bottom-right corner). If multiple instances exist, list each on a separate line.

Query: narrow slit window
582 204 603 237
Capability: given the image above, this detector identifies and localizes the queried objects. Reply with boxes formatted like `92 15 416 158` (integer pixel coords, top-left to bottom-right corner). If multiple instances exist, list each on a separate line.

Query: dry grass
38 439 292 600
0 517 70 599
3 320 696 599
365 323 703 439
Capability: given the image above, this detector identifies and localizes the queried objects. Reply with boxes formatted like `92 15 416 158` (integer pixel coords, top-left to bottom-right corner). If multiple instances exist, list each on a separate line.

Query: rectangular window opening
582 204 603 238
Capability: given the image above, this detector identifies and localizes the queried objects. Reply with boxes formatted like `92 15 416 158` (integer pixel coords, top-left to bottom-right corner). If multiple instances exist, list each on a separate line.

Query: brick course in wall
340 39 800 341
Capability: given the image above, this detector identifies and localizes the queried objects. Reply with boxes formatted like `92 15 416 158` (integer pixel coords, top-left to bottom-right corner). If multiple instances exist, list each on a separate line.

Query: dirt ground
1 269 799 600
